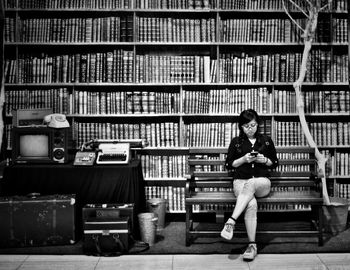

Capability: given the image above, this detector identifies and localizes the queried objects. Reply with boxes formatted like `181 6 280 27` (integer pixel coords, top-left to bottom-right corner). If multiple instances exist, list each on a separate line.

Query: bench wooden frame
185 147 324 246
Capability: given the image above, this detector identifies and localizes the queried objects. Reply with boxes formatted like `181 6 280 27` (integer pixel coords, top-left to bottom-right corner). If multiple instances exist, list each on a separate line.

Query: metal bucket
138 212 158 246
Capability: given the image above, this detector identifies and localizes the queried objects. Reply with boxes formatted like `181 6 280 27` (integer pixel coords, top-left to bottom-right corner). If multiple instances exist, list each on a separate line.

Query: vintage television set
11 126 69 164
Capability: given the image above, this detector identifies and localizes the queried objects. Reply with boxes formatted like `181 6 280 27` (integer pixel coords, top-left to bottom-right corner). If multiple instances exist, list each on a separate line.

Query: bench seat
187 191 323 204
185 147 324 246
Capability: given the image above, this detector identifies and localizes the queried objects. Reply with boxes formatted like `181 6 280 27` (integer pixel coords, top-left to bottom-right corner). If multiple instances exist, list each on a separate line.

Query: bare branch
319 3 330 12
282 0 305 34
284 0 310 18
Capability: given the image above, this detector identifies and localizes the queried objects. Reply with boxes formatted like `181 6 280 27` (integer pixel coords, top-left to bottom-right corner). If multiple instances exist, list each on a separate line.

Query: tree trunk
292 7 331 205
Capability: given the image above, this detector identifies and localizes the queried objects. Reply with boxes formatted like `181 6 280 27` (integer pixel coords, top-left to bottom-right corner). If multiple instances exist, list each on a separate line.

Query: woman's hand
233 153 269 167
244 152 257 163
256 153 269 164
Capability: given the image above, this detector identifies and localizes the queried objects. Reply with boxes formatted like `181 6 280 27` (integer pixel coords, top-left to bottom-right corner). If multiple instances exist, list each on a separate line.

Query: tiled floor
1 253 350 270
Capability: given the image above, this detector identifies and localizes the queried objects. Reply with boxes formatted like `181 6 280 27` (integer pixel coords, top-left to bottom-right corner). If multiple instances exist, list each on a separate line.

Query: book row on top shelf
4 11 348 44
3 0 348 12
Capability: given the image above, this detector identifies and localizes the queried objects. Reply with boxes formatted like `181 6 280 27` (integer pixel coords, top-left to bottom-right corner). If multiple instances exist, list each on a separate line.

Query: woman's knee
253 177 271 198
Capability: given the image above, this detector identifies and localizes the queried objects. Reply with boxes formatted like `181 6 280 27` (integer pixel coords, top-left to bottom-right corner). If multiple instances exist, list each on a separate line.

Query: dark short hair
238 109 260 137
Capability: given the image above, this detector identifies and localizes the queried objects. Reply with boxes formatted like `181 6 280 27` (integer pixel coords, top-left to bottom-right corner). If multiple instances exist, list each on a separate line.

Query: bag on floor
83 216 149 256
83 216 130 256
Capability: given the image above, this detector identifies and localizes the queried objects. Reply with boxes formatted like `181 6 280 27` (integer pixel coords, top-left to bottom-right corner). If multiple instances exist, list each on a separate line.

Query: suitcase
83 216 131 256
82 203 136 236
0 194 76 248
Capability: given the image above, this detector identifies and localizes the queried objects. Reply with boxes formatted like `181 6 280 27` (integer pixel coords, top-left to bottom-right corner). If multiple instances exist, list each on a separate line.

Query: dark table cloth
1 160 146 237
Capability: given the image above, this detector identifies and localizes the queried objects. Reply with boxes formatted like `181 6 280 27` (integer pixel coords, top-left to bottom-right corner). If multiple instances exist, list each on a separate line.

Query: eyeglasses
242 123 258 129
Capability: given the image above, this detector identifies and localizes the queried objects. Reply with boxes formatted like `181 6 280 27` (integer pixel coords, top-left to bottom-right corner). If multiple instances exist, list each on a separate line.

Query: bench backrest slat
188 147 317 180
188 159 316 166
193 171 314 178
191 180 318 188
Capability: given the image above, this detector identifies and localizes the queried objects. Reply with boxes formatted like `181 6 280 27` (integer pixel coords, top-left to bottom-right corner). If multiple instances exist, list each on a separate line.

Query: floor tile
173 254 249 270
0 255 28 270
248 254 326 270
96 255 173 270
317 253 350 269
18 255 99 270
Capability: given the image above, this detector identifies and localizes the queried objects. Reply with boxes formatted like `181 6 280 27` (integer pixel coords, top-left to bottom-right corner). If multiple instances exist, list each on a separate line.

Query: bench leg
185 204 192 246
318 206 324 246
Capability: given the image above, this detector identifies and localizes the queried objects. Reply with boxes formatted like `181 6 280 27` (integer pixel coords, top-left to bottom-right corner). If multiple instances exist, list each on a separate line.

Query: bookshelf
2 0 349 213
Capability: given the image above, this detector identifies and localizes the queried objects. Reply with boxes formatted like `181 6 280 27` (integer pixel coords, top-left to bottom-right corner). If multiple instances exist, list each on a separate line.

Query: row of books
5 88 70 116
219 51 349 83
323 150 350 177
4 53 213 84
136 17 216 42
135 55 214 83
5 0 132 9
4 50 134 84
141 155 188 179
274 89 350 114
145 186 185 213
73 90 180 115
5 51 348 84
5 0 347 11
6 86 349 117
136 0 212 9
274 121 350 147
333 183 350 199
7 16 133 43
277 165 312 173
277 152 310 160
221 0 347 11
6 118 347 150
5 17 346 44
73 121 180 148
183 121 273 148
183 87 271 114
257 203 312 211
6 88 180 116
192 202 312 211
333 18 349 43
220 18 341 43
191 154 226 172
183 122 239 148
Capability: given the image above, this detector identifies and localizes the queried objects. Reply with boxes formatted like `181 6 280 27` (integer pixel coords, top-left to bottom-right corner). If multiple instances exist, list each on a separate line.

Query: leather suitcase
83 216 130 255
0 194 76 248
82 203 136 236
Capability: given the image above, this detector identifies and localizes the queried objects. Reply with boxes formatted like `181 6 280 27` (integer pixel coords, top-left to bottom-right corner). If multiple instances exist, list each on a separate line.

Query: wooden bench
185 147 324 246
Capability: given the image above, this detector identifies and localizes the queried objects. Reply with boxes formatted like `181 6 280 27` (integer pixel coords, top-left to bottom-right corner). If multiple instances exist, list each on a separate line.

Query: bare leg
231 179 256 220
221 178 270 240
244 198 258 242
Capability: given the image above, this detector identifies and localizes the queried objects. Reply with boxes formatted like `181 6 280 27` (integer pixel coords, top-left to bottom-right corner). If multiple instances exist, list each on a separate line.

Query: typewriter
96 143 130 165
74 139 145 166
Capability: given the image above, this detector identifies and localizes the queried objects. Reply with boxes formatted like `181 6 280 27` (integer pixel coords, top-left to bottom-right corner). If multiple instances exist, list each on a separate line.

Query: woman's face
242 119 258 138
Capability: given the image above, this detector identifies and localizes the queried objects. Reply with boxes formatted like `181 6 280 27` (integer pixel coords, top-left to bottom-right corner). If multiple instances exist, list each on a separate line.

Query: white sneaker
220 219 235 240
243 244 257 261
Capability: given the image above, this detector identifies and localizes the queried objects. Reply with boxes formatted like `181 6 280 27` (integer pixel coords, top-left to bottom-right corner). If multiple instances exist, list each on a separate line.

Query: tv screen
19 134 49 158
